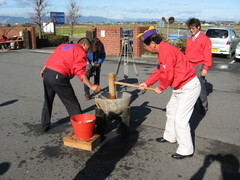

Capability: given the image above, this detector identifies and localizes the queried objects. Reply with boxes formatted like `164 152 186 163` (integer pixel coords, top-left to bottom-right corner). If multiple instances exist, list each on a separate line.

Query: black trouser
41 68 82 130
84 67 100 95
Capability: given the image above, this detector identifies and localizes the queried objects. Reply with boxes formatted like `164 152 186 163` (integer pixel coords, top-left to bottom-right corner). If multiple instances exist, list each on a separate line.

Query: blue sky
0 0 239 22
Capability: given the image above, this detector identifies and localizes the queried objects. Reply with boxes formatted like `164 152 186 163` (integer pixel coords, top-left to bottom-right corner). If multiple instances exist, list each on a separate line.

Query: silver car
206 27 239 59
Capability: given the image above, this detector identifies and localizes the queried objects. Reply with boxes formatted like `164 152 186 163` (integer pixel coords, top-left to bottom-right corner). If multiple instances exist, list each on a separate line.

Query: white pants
163 76 201 155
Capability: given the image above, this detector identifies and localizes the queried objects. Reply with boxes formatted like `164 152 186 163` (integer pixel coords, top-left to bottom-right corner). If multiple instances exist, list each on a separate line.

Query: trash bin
10 42 16 50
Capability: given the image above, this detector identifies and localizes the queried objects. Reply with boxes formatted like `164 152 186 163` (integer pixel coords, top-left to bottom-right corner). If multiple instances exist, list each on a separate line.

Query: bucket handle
71 119 95 124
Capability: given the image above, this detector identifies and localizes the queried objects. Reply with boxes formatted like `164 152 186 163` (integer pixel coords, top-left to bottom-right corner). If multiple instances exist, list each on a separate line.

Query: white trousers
163 76 201 155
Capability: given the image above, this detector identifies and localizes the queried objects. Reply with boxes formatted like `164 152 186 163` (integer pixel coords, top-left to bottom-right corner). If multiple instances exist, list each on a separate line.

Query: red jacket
185 31 212 70
44 44 87 81
145 41 196 91
0 36 8 41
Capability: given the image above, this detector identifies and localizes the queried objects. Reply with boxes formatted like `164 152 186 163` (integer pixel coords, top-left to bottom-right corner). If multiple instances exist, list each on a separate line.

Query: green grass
54 23 182 38
55 25 89 38
54 23 240 38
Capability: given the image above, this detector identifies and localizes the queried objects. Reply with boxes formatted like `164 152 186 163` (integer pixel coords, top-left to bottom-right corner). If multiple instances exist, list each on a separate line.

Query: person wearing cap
137 26 201 159
40 37 101 132
185 18 212 115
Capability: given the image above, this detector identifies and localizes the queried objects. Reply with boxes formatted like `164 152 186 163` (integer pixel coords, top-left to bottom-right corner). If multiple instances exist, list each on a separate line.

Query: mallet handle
114 81 155 91
108 73 117 99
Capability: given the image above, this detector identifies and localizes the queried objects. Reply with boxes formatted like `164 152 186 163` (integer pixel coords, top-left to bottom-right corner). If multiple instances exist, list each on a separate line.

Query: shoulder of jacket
200 32 209 38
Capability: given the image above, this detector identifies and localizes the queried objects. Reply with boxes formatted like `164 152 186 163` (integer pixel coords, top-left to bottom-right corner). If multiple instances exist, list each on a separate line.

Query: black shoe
171 153 193 159
155 137 167 143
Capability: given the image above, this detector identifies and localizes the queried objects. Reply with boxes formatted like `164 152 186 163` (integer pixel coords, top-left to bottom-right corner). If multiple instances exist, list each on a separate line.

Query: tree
31 0 48 39
67 0 81 37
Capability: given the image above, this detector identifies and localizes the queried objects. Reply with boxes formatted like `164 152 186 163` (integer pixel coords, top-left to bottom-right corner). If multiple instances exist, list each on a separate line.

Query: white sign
101 30 105 37
43 22 55 33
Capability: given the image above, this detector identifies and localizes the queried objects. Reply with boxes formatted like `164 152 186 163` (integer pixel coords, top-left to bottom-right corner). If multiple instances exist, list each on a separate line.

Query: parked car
235 42 240 59
205 27 239 59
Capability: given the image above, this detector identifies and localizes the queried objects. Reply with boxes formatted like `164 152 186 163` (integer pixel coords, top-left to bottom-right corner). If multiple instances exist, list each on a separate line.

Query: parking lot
0 49 240 180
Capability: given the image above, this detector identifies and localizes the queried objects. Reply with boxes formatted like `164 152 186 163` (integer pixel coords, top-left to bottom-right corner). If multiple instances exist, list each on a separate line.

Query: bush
166 38 187 53
47 35 69 46
36 37 50 48
36 35 69 48
174 39 187 53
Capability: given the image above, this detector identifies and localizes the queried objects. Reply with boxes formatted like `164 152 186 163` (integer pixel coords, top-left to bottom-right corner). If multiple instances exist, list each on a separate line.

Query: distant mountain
0 16 32 24
0 15 114 25
0 15 187 25
78 16 114 23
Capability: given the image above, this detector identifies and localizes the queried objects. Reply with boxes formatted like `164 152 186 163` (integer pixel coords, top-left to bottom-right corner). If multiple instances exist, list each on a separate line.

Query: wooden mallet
108 73 155 99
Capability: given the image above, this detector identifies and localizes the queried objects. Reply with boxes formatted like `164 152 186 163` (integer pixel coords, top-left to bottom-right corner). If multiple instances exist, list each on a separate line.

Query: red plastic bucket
70 114 96 140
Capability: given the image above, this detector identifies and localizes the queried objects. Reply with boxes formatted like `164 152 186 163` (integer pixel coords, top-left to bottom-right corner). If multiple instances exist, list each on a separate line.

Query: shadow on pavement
73 130 139 180
190 81 213 148
37 116 72 134
0 99 18 107
0 162 11 175
190 154 240 180
189 104 205 148
130 101 152 129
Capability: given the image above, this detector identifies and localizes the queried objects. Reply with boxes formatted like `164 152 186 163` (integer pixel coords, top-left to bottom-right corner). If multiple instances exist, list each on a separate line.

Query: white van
205 27 238 59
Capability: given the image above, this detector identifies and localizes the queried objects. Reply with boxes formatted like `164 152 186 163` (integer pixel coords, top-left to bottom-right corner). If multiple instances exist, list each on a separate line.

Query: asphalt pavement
0 48 240 180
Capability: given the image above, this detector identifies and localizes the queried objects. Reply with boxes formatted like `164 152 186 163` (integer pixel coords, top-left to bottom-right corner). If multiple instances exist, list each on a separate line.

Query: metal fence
157 27 240 36
157 27 190 36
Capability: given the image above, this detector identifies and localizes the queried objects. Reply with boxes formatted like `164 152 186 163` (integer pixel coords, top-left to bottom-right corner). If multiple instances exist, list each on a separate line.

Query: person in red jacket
40 37 101 132
185 18 212 114
137 26 201 159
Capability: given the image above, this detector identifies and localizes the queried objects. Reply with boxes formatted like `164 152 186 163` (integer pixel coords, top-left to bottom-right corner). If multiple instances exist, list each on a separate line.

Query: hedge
36 35 69 48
